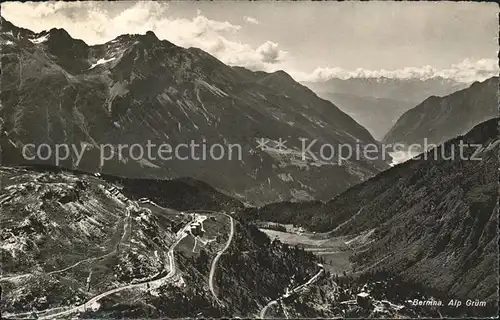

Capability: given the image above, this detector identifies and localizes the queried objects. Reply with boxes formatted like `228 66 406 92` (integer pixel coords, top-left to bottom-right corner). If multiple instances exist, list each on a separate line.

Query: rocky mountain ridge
383 76 498 148
1 17 389 205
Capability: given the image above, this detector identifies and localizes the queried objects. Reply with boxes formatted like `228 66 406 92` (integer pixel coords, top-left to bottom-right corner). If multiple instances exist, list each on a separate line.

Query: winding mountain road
35 230 190 319
209 212 235 303
4 209 233 319
259 300 278 319
259 264 324 319
6 212 204 320
1 208 131 283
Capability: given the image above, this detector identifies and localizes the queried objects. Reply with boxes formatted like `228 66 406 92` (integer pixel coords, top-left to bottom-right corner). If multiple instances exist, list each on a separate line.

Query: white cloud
1 1 286 70
244 16 259 25
2 2 494 83
256 41 286 64
203 37 286 71
291 59 499 83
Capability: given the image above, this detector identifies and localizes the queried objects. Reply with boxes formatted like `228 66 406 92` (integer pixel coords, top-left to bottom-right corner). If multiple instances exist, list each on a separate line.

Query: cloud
244 16 259 25
291 59 499 83
6 2 492 83
1 1 286 70
256 41 286 64
203 37 286 71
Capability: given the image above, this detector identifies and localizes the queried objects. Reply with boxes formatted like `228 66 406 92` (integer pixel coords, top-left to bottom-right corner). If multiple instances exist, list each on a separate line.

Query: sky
1 1 498 82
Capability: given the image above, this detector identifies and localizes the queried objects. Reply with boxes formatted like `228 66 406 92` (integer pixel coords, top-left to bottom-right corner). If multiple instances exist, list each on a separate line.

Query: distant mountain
383 77 498 148
243 118 499 303
303 77 469 104
312 93 416 140
0 17 389 205
302 77 469 139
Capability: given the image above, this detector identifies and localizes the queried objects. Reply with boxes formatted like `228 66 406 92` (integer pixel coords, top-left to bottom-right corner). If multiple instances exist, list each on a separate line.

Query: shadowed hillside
242 118 499 303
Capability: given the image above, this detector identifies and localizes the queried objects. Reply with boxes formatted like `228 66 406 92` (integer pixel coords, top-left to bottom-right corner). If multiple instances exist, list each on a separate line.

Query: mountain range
303 77 469 140
0 17 390 205
0 14 498 319
383 76 498 148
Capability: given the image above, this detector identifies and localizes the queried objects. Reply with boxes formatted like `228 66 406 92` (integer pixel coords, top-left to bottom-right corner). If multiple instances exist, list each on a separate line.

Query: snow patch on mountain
29 34 49 44
195 79 228 97
89 57 116 70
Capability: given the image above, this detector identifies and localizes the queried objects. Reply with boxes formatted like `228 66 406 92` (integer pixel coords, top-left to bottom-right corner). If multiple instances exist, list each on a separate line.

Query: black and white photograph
0 1 498 318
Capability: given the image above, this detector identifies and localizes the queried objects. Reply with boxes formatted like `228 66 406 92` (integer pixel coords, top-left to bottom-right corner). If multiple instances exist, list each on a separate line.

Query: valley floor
258 222 380 276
